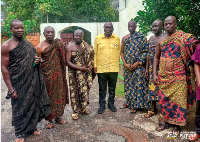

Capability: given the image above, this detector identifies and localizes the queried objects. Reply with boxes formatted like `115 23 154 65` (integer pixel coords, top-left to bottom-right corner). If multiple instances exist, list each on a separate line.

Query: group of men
1 15 200 142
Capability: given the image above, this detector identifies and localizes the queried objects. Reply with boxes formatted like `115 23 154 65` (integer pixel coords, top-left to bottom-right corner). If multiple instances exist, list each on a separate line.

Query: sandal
72 113 78 120
33 129 41 135
80 109 90 114
55 118 67 124
120 103 128 109
15 138 24 142
46 122 54 129
144 111 157 118
130 109 137 114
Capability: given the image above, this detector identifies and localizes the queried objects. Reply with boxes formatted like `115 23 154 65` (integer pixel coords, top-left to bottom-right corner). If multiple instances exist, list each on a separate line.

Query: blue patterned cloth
123 32 150 109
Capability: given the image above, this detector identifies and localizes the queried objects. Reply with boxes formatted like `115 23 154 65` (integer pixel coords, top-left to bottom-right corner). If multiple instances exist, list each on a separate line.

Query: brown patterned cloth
68 40 94 113
41 38 69 120
8 38 50 137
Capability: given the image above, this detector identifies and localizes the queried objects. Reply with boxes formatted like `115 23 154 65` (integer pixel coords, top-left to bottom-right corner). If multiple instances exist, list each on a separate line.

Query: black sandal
156 123 170 132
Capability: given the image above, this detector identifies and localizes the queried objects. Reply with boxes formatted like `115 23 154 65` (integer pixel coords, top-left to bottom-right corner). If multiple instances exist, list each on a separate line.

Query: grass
115 83 125 98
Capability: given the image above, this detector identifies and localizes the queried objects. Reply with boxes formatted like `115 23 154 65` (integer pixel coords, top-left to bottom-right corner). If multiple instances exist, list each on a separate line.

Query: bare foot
15 138 24 142
33 130 41 135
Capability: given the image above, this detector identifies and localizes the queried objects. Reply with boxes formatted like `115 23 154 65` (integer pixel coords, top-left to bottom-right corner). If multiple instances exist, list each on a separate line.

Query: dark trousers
195 100 200 134
97 72 118 106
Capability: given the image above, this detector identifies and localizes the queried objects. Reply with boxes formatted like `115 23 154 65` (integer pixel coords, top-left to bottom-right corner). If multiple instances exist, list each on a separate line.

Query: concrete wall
118 0 145 40
40 22 119 47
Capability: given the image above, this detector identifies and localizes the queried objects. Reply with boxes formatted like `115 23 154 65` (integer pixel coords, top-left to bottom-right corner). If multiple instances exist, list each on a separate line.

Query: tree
1 0 119 34
134 0 200 39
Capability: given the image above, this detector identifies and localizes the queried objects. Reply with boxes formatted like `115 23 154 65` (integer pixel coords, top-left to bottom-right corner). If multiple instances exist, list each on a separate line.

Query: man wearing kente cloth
121 20 150 114
144 20 164 118
153 16 199 133
66 29 94 120
37 26 69 129
1 19 50 142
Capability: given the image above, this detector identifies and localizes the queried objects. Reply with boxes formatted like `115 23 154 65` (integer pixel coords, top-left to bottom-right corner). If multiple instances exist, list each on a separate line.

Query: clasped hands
124 62 139 71
81 65 93 73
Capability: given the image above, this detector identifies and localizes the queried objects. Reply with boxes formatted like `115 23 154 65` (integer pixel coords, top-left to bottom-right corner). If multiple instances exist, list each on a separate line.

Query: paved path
1 76 198 142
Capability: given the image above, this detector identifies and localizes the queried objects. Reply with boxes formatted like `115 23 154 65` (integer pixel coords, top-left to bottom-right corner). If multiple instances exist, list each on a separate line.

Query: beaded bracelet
6 88 16 99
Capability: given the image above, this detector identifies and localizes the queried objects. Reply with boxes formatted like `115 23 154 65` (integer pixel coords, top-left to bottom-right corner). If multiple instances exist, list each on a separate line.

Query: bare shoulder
36 41 45 49
66 42 74 51
149 35 156 42
157 35 167 44
1 39 12 53
122 33 131 41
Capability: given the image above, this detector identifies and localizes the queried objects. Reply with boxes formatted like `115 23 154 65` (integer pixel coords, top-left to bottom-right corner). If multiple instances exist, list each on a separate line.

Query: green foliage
1 14 37 38
134 0 200 39
2 0 119 36
115 83 124 98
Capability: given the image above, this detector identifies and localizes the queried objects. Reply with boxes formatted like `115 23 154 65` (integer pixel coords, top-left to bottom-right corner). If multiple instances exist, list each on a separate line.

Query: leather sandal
130 109 137 114
55 118 67 124
80 109 90 114
72 113 78 120
120 103 128 109
144 111 157 118
33 129 41 135
46 122 54 129
156 123 170 132
15 138 24 142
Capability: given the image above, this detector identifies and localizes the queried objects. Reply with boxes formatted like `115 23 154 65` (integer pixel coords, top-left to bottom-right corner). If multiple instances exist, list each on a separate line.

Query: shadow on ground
1 76 198 142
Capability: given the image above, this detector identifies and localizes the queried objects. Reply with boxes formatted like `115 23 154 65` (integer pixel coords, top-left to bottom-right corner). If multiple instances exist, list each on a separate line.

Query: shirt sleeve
94 38 98 68
191 44 200 65
137 37 149 65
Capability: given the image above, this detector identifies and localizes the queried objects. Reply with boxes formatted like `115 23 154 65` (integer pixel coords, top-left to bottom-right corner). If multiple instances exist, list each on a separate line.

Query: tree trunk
47 11 48 23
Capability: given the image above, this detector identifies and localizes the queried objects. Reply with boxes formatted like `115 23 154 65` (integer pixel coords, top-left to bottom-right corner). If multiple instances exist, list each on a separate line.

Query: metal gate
60 33 73 45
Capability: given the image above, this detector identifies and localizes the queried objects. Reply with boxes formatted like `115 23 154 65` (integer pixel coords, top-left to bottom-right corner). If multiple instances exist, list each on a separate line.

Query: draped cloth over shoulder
41 38 69 120
158 30 199 126
68 40 94 113
8 38 50 137
123 32 150 109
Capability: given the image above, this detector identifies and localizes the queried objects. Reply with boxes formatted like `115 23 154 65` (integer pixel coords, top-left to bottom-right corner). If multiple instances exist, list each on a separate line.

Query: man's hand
131 62 139 70
124 64 131 70
94 67 97 74
145 70 149 79
35 56 41 64
87 65 93 71
153 75 159 84
81 66 90 73
10 91 18 99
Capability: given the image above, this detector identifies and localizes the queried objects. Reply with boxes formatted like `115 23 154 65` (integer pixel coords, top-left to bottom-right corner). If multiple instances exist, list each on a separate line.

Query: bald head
44 26 54 32
74 29 84 36
153 20 163 27
128 20 137 34
10 19 23 28
43 26 55 41
151 20 163 35
165 16 176 24
164 16 177 35
74 29 84 44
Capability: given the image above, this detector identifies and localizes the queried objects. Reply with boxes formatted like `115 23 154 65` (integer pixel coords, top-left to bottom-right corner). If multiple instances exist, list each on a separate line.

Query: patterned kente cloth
41 38 69 120
124 32 150 109
158 30 199 126
148 41 159 101
8 38 50 137
68 41 94 113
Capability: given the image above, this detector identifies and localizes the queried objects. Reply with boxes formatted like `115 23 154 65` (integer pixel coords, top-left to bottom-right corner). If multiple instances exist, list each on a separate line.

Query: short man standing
144 20 164 118
94 22 120 114
66 29 94 120
153 16 199 133
1 19 50 142
37 26 69 128
121 20 150 114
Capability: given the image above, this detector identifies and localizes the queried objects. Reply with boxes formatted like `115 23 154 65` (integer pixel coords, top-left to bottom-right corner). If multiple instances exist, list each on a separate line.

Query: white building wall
40 22 119 47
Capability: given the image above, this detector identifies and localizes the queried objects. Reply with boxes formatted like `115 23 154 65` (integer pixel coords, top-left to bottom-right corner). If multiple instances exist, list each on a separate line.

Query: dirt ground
1 75 199 142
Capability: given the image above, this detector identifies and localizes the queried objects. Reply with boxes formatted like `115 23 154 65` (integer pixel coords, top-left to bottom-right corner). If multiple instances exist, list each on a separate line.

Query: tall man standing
94 22 120 114
153 16 199 133
1 19 50 142
121 20 150 114
66 29 94 120
144 20 163 118
37 26 69 129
